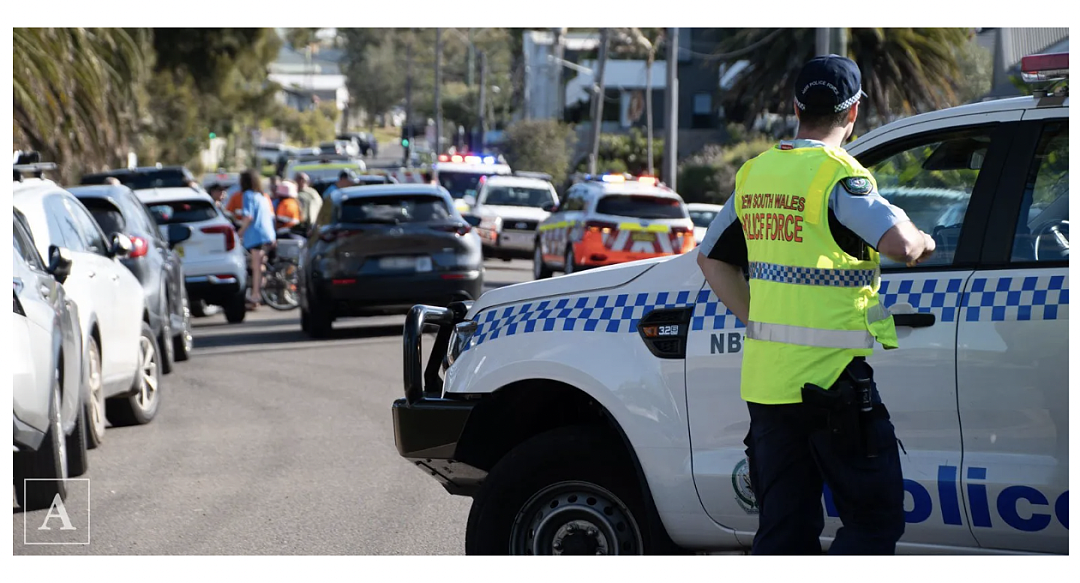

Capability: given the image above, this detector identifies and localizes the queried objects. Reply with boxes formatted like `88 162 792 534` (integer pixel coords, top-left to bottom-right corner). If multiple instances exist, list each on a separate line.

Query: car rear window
596 195 687 220
81 169 191 190
146 199 219 225
483 186 555 208
78 198 127 235
339 195 451 224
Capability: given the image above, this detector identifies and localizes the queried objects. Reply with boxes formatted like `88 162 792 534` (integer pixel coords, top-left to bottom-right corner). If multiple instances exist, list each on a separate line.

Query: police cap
794 55 867 115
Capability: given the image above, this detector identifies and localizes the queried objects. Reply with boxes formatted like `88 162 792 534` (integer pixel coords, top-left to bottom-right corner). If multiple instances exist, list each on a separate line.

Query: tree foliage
718 28 973 129
502 120 578 188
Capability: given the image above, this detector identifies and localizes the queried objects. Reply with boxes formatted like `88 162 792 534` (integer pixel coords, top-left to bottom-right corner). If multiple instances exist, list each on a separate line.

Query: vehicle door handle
893 313 936 328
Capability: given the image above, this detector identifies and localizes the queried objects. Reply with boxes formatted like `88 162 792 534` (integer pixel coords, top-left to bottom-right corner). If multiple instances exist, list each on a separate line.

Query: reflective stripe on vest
746 321 875 350
748 261 877 288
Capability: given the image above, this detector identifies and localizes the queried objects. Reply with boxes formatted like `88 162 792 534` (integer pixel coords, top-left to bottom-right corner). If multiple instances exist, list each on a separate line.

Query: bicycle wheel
260 264 300 310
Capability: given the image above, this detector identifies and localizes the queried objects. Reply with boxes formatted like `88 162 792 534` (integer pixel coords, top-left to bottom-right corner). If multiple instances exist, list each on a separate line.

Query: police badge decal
731 458 759 514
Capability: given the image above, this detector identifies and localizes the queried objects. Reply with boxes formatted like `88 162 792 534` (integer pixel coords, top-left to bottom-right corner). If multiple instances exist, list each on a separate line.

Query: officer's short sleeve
698 197 748 268
829 180 911 249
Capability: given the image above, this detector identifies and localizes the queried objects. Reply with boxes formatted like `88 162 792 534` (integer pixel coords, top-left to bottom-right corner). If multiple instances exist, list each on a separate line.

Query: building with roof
268 43 349 112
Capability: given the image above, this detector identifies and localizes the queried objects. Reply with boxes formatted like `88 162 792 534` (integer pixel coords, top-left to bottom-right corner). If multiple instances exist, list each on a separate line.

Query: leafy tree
718 28 972 130
14 27 150 182
573 128 663 177
285 28 319 50
502 120 578 188
347 34 406 131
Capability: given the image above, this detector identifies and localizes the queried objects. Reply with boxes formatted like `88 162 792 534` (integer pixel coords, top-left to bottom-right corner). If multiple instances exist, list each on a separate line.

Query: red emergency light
1021 53 1069 83
438 154 450 162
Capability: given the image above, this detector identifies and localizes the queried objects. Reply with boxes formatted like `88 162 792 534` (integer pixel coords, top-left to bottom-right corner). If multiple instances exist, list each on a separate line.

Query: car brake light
1021 52 1069 83
200 225 236 251
128 235 149 258
332 278 356 285
586 220 617 233
430 223 472 236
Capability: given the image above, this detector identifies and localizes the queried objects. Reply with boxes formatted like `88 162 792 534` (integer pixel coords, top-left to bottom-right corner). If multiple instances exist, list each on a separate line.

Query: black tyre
105 323 161 427
15 366 68 511
465 425 680 555
159 311 175 375
65 399 90 477
173 291 193 362
564 246 578 275
533 244 552 280
224 291 246 324
85 336 106 449
302 298 333 338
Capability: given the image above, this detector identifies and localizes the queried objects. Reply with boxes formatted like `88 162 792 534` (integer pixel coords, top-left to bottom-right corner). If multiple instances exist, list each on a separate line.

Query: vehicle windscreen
482 186 555 208
340 195 451 224
78 199 127 235
81 170 191 190
437 171 492 199
596 195 688 220
689 210 719 228
145 199 219 225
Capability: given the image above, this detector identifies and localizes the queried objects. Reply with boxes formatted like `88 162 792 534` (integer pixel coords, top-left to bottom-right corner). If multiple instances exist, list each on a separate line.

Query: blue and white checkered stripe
960 274 1068 322
472 291 697 346
469 275 1068 348
749 262 876 288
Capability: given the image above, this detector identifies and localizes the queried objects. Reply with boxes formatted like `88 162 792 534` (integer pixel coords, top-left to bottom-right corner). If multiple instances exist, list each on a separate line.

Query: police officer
696 55 935 555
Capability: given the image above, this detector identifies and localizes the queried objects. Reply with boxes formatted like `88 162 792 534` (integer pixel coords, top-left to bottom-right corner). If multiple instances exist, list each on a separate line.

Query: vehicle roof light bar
1021 52 1069 83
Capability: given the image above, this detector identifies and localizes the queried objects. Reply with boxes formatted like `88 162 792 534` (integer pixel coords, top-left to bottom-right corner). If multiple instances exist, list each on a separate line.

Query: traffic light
401 138 409 148
209 132 216 139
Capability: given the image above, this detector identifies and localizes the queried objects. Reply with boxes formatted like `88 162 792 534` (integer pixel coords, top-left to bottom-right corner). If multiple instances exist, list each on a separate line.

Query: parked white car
13 205 88 510
135 187 248 323
15 173 163 447
467 174 560 261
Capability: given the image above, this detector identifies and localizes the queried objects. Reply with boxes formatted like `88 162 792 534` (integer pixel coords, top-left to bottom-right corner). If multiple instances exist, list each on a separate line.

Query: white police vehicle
391 53 1069 555
432 153 513 213
467 173 560 261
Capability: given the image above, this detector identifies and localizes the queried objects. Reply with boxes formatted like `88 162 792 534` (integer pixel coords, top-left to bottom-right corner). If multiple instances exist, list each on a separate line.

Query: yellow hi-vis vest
733 144 899 405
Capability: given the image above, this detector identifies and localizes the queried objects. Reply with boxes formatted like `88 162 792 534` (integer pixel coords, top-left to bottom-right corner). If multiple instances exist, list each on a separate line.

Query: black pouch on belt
800 379 858 437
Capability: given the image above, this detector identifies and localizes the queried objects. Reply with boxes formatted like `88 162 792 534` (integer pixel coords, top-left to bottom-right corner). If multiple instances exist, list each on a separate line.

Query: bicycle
259 234 303 311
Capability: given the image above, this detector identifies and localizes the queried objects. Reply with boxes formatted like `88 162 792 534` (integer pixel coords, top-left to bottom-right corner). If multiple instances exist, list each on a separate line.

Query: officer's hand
907 232 936 267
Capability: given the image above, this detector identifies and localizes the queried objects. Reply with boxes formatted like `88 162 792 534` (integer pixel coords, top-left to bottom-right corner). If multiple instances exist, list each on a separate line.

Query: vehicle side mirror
110 232 133 258
542 202 558 213
167 224 192 248
47 245 72 284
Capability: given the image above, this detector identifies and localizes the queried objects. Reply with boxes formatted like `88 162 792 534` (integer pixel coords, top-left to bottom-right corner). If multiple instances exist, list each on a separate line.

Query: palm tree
14 28 149 182
716 28 973 131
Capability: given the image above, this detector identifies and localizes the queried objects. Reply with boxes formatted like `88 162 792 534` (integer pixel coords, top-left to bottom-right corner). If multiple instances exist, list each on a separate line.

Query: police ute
391 53 1069 555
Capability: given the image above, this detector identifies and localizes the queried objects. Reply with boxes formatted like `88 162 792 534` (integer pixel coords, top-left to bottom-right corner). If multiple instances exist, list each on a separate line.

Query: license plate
379 256 415 270
631 231 657 242
174 245 185 258
415 256 433 272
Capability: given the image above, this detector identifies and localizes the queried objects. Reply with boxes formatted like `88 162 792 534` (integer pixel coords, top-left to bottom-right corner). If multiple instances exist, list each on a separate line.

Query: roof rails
512 171 553 181
13 150 57 181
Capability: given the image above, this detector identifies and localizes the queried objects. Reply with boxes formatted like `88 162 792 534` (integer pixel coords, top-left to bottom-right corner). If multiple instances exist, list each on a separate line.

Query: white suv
136 187 248 323
15 172 163 447
468 175 559 261
390 57 1069 555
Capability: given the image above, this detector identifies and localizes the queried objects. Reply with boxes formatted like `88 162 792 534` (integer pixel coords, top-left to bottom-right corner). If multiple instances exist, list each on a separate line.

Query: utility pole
816 28 831 56
552 27 566 121
404 33 413 167
588 28 611 176
435 28 443 155
640 29 657 177
467 29 476 87
478 51 488 151
663 27 679 190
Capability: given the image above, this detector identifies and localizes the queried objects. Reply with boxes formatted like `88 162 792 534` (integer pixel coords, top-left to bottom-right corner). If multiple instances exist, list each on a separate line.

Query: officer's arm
832 179 935 266
696 200 751 326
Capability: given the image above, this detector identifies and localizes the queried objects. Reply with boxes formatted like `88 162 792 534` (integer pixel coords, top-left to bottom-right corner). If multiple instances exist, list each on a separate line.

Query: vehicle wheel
173 291 193 362
465 425 679 555
224 291 247 324
159 311 175 375
15 366 69 511
85 336 106 449
105 323 161 427
533 245 553 280
65 399 90 477
303 299 333 338
564 246 578 275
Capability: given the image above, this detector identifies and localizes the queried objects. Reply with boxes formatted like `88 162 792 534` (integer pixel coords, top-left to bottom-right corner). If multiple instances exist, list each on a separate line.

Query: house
268 44 350 113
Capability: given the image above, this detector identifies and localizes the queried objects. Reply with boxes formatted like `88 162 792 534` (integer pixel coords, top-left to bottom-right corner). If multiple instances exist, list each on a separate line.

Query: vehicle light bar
1021 52 1069 83
601 174 625 183
637 176 658 186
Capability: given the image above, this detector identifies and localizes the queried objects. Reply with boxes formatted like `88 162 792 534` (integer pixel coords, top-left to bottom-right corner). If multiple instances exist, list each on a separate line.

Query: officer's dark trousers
744 368 906 555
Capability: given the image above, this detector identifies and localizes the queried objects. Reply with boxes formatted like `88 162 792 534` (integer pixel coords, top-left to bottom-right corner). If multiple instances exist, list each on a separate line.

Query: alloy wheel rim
136 336 158 410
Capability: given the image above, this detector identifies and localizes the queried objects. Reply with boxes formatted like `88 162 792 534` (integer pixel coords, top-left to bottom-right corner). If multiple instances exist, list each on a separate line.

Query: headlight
479 216 502 232
445 320 478 370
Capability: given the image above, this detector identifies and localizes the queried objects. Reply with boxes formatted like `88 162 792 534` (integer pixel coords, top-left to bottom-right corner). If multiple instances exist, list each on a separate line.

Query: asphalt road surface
13 258 536 555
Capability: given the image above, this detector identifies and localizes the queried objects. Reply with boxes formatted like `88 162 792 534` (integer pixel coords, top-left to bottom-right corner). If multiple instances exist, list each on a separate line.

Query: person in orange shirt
226 186 271 225
273 181 304 236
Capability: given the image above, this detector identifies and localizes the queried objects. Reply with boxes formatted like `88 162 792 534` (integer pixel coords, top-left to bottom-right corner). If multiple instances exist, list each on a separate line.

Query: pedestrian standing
696 55 936 555
235 169 277 311
293 172 322 231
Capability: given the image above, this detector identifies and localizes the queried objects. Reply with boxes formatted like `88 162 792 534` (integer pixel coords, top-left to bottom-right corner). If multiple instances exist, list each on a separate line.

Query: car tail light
128 235 149 258
586 221 617 233
430 223 472 236
332 278 357 285
200 225 236 251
